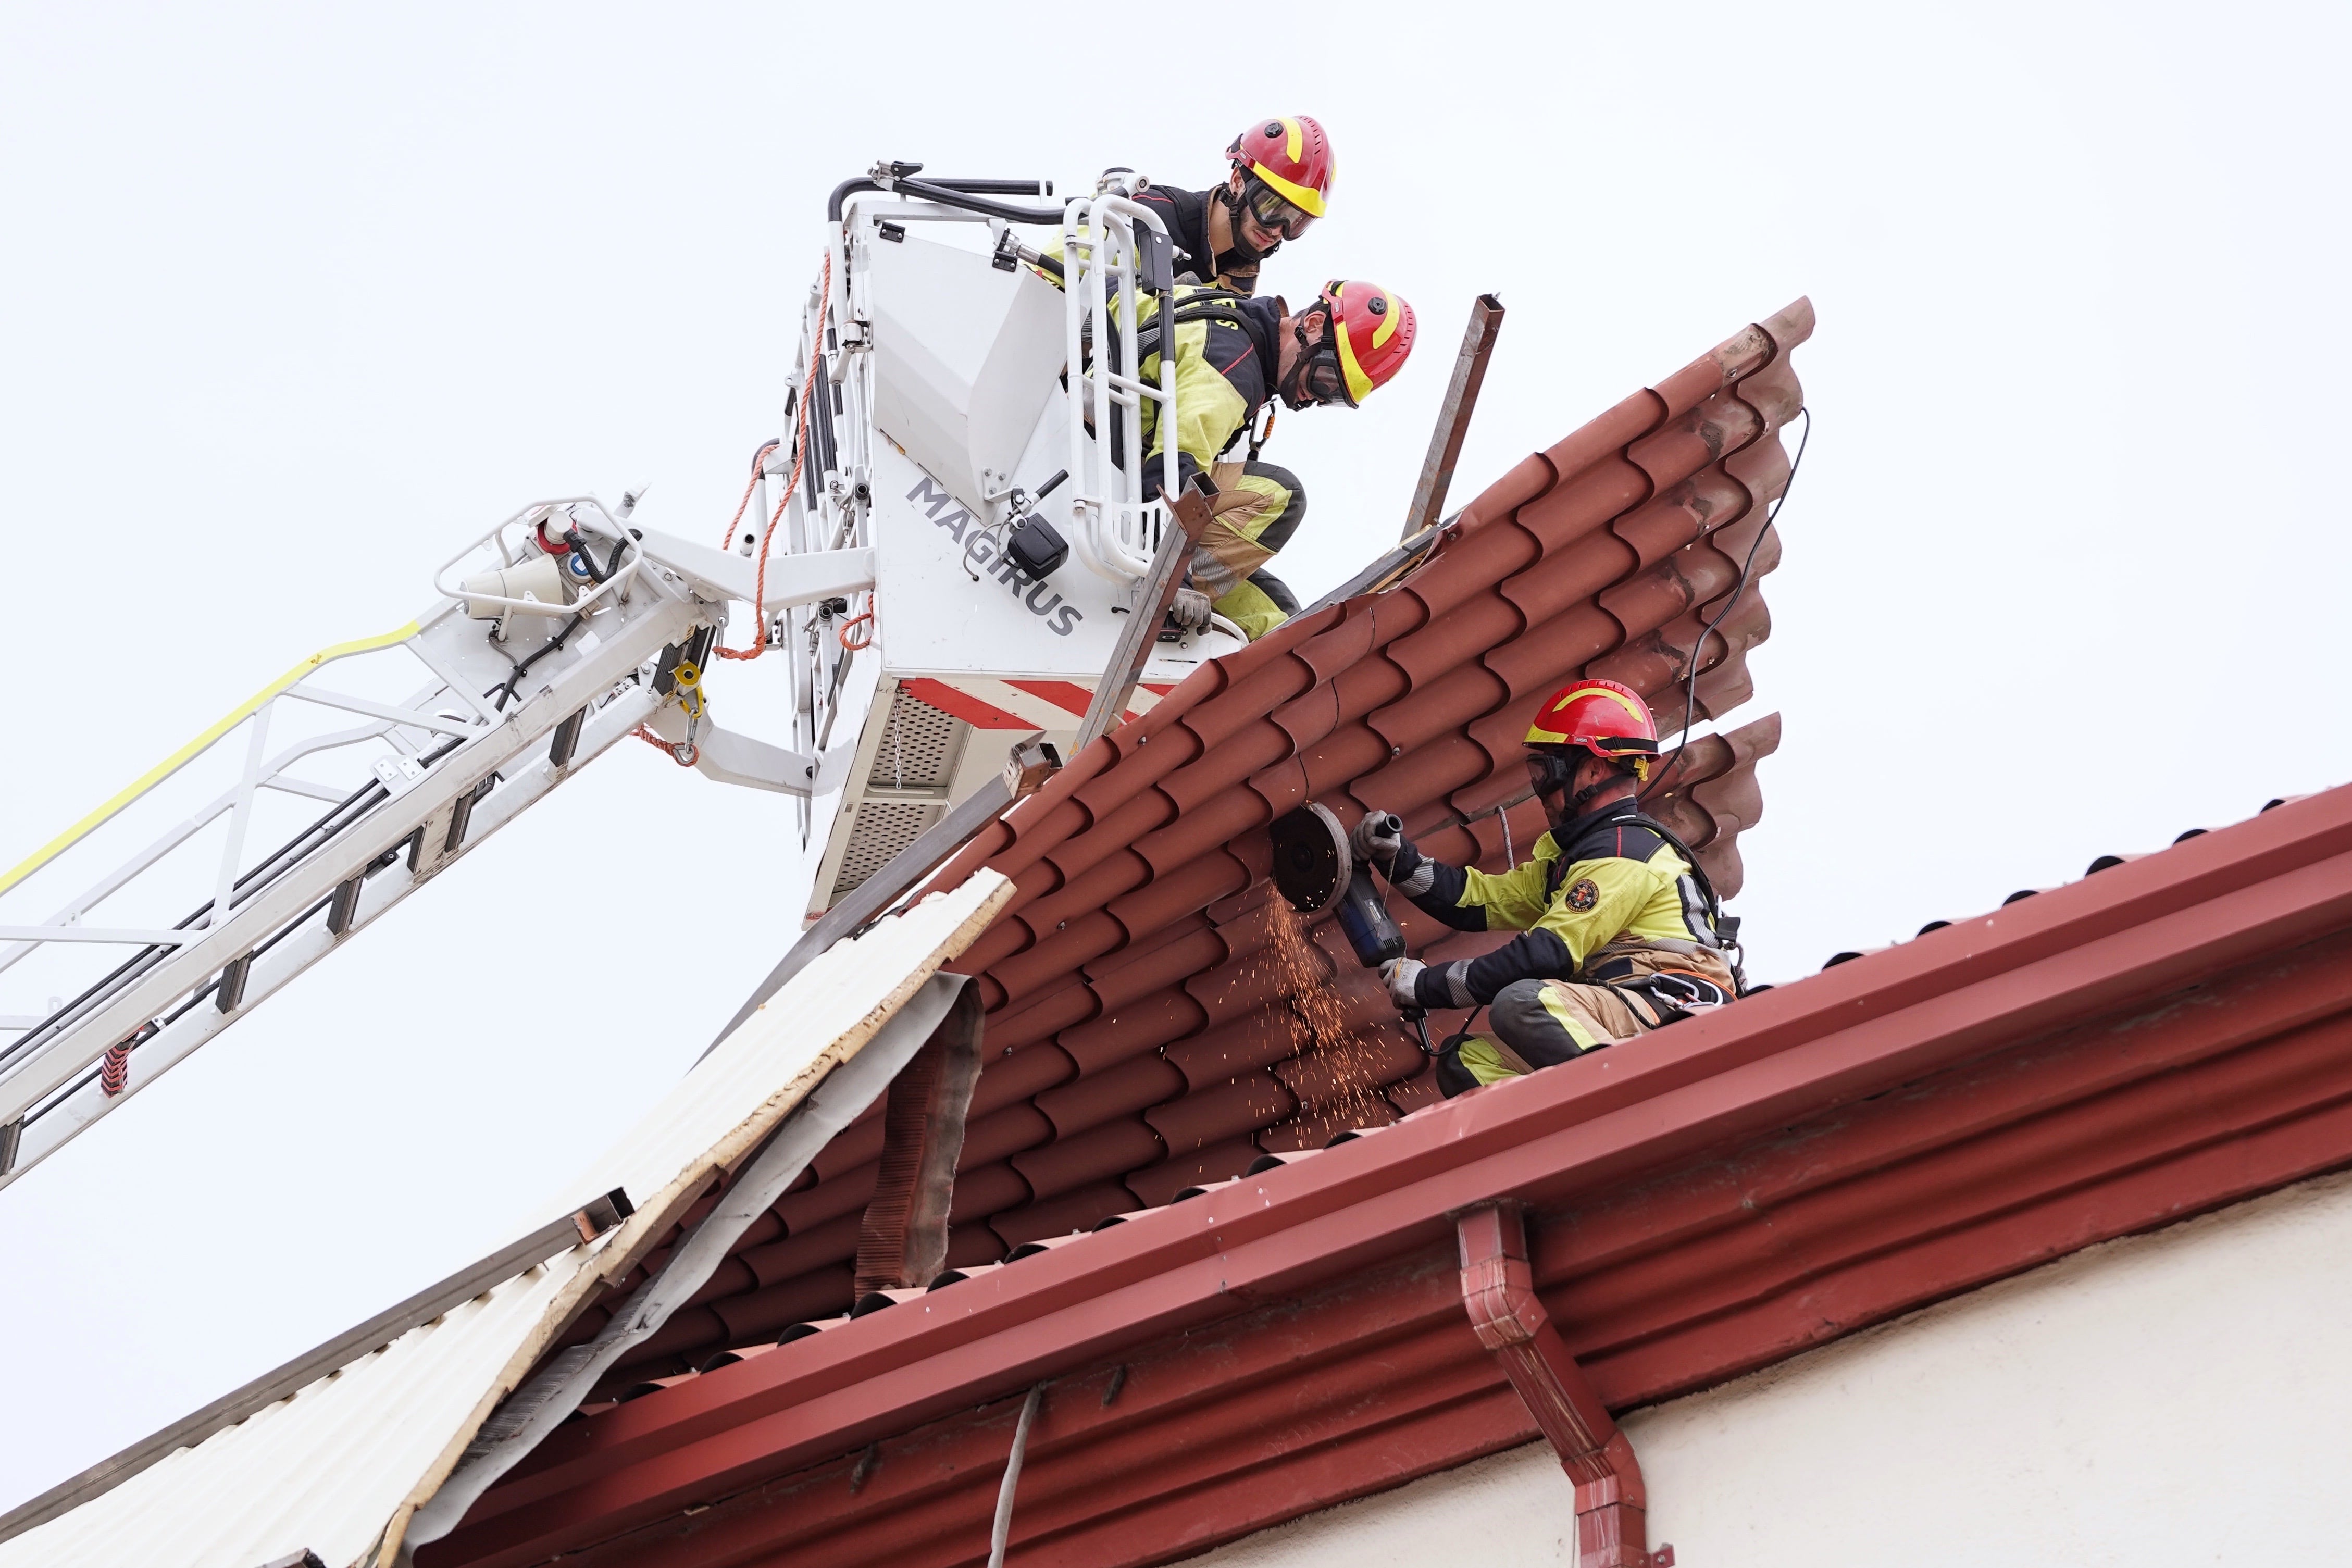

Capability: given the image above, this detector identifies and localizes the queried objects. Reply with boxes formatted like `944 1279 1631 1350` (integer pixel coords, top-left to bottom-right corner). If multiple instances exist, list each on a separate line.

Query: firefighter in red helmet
1350 680 1747 1094
1128 115 1335 296
1118 278 1415 638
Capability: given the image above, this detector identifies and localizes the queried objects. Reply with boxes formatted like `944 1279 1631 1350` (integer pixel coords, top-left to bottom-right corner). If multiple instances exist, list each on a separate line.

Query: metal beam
1402 294 1504 541
282 686 481 738
1074 486 1215 751
1301 524 1445 619
0 927 196 946
701 776 1019 1057
640 709 823 797
632 530 876 615
0 680 675 1185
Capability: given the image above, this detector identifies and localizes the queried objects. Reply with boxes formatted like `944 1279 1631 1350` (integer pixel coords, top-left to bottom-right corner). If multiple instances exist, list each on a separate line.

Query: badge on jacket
1565 877 1600 911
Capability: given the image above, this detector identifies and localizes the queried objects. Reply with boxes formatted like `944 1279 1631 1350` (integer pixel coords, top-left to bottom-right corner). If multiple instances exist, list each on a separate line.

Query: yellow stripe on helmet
1328 286 1374 404
1370 291 1399 350
1250 160 1327 219
1282 117 1303 163
1523 683 1652 746
1572 685 1651 725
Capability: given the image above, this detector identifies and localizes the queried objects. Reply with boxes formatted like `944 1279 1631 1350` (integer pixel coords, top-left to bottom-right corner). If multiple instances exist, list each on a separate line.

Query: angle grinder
1267 803 1435 1055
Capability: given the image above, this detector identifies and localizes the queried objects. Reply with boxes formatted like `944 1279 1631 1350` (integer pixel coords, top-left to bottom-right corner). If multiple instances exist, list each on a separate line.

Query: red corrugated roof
560 298 1812 1381
433 781 2352 1568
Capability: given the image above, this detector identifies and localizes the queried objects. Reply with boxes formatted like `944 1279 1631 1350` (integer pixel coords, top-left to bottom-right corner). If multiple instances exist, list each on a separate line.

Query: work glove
1167 586 1214 632
1351 810 1432 894
1349 811 1405 871
1379 957 1426 1011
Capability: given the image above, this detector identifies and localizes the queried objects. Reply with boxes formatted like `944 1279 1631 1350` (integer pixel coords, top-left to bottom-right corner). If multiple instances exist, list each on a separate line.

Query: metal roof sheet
0 870 1013 1568
432 781 2352 1568
569 300 1812 1386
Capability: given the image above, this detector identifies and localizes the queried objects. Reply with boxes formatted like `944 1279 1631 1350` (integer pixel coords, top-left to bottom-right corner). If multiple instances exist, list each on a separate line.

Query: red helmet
1525 679 1659 778
1228 116 1335 220
1314 280 1414 405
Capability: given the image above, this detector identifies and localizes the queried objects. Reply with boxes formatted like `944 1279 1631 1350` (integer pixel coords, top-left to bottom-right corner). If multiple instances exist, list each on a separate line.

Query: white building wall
1188 1168 2352 1568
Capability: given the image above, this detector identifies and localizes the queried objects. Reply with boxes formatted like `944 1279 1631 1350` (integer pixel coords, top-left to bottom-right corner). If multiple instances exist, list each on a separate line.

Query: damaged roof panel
0 874 1015 1568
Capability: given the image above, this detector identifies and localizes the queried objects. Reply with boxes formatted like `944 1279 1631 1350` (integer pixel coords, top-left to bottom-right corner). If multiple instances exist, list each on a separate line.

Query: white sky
2 0 2345 1515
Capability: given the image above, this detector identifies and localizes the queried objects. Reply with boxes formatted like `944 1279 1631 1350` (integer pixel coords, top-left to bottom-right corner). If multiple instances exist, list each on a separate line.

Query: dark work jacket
1133 184 1271 296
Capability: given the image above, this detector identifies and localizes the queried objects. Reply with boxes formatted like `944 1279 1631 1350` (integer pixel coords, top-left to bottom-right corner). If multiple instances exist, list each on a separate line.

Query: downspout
1457 1202 1670 1568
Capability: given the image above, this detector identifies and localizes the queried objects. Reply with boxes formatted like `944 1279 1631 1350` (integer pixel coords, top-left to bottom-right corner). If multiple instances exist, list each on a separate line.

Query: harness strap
1596 967 1731 1026
1545 805 1753 994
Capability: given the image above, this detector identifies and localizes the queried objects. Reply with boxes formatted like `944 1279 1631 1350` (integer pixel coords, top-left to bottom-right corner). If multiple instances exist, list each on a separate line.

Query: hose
828 175 1054 222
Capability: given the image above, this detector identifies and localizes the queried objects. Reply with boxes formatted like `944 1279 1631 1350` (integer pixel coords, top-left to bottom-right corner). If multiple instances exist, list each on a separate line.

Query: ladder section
0 500 713 1188
1059 185 1183 589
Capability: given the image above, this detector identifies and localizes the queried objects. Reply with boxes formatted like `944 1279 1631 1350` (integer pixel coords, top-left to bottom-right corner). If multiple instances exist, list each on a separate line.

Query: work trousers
1192 461 1305 640
1434 948 1735 1097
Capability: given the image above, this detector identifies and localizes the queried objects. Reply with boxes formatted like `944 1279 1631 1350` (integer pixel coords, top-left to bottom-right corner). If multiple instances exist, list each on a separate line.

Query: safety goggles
1297 341 1353 407
1525 750 1576 801
1240 177 1315 241
1526 740 1654 801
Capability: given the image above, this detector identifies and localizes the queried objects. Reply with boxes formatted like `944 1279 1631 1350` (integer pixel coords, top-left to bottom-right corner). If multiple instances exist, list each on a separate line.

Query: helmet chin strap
1215 181 1278 266
1279 309 1329 408
1557 757 1633 825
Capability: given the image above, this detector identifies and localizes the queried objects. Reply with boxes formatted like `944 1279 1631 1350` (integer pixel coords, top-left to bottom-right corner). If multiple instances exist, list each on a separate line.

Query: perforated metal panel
830 800 944 899
867 685 966 793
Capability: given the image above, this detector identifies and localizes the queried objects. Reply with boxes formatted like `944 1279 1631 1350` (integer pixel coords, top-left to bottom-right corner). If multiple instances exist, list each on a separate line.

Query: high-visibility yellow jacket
1099 285 1282 499
1393 798 1734 1009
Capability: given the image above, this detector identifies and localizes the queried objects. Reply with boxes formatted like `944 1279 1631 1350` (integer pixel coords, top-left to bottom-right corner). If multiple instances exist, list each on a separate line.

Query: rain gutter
1458 1203 1667 1568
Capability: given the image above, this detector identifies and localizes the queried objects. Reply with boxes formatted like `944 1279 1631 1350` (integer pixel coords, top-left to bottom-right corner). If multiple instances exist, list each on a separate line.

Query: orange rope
715 252 831 663
630 724 694 764
717 439 781 551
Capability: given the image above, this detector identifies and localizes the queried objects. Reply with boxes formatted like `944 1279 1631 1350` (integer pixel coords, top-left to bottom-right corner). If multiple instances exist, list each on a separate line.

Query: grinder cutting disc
1268 802 1351 914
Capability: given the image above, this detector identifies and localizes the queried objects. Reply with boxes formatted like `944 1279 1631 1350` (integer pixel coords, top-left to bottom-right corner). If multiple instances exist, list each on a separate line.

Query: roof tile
589 301 1811 1381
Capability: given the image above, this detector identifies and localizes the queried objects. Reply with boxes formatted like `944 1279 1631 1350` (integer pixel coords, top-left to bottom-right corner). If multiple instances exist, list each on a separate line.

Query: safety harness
1544 802 1750 1012
1094 288 1271 469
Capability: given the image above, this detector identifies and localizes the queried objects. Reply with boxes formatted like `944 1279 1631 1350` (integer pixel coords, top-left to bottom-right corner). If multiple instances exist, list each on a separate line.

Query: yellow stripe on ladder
0 622 423 900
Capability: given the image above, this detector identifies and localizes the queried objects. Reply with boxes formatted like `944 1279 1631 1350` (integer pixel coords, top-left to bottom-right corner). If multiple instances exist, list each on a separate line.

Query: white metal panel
870 440 1242 688
864 232 1065 517
0 869 1015 1568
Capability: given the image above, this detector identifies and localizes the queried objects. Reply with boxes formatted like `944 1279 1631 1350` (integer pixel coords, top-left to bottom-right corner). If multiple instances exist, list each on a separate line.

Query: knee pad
1438 1034 1526 1094
1488 979 1555 1046
1434 1048 1480 1099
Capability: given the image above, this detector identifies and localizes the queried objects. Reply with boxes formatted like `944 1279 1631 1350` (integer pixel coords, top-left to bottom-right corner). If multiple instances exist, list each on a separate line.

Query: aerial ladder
0 164 1274 1189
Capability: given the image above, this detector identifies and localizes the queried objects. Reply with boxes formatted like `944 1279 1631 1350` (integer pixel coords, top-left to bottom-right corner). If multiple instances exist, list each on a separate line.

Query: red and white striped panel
898 677 1179 731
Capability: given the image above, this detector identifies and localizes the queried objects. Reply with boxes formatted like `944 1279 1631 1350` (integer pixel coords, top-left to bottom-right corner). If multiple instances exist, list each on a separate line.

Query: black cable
1644 406 1811 800
24 884 345 1126
827 175 1053 222
0 774 394 1073
489 613 588 712
561 528 631 585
